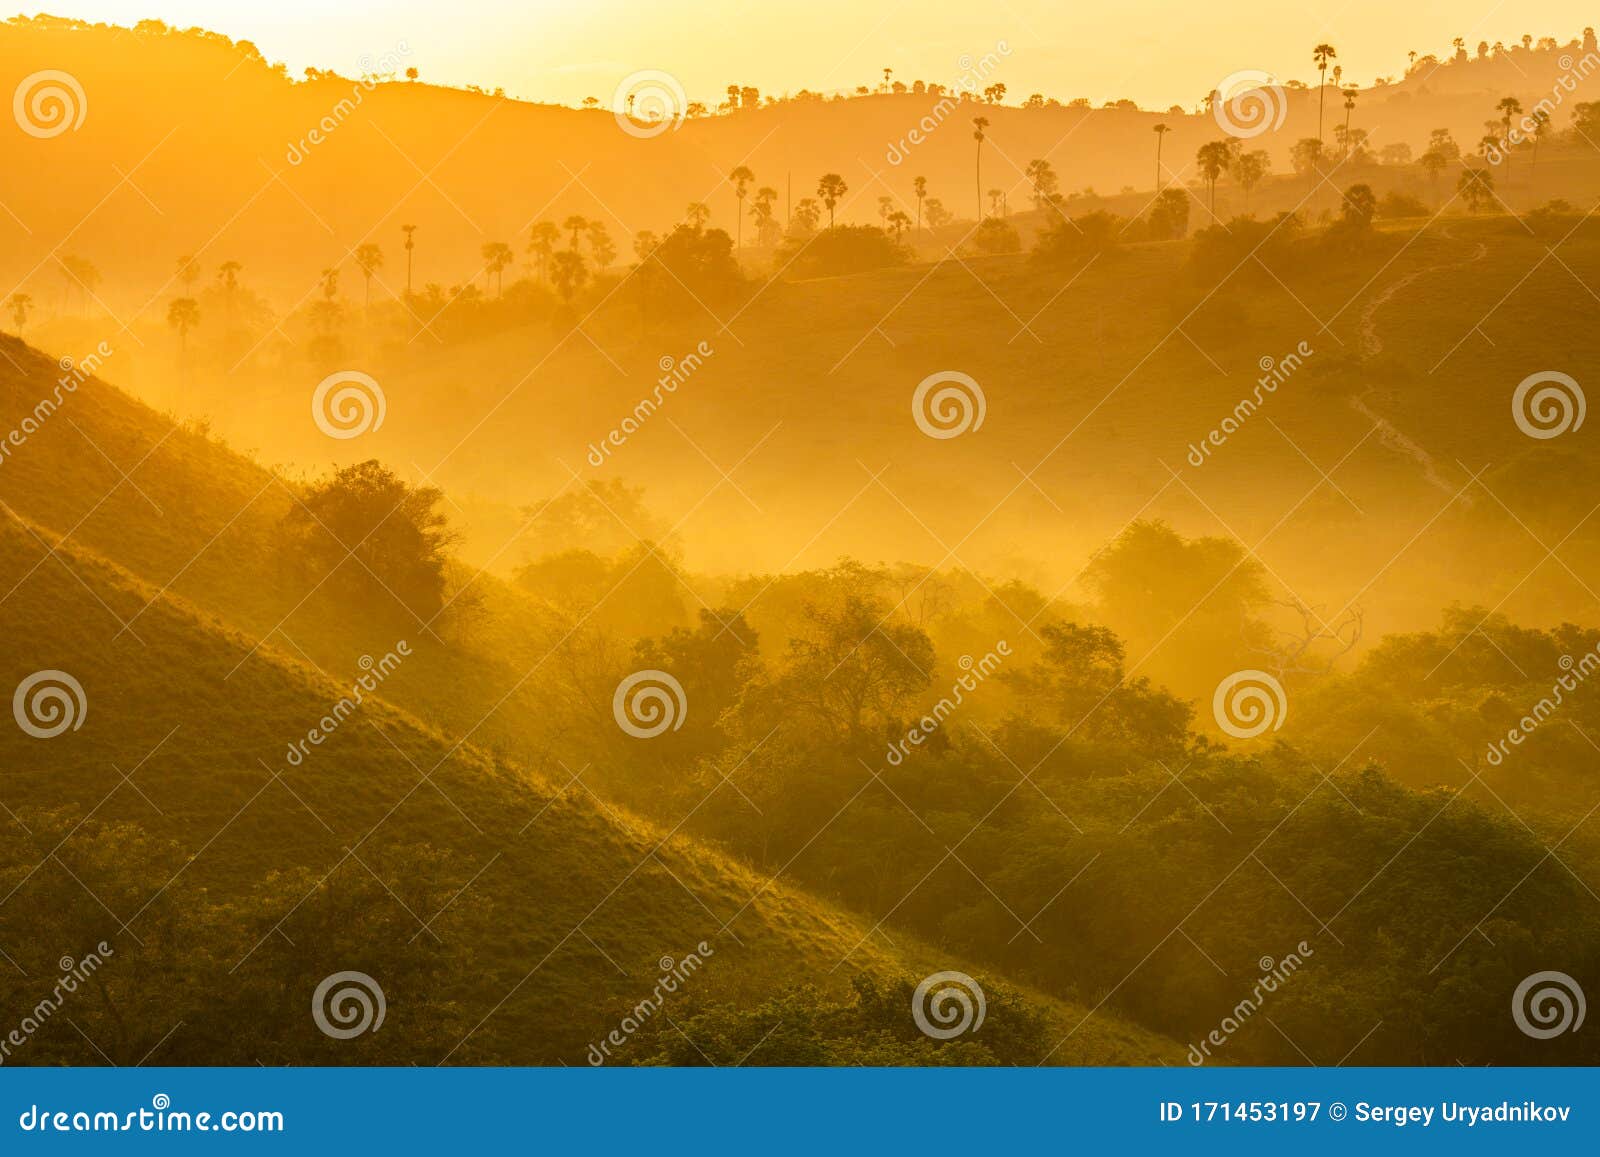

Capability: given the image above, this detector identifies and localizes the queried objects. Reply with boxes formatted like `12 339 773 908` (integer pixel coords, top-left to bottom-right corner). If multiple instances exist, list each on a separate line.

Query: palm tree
401 224 418 295
1153 123 1170 190
972 116 989 219
481 241 514 295
1024 158 1058 210
176 254 200 293
1497 96 1523 181
1313 43 1338 146
8 293 32 336
1342 89 1359 160
563 215 589 249
549 249 588 303
167 297 200 353
527 222 559 284
217 260 242 323
354 243 384 307
1196 140 1232 220
729 165 755 249
1234 149 1269 212
587 221 616 269
750 187 778 246
1529 107 1552 181
816 174 847 228
913 175 927 233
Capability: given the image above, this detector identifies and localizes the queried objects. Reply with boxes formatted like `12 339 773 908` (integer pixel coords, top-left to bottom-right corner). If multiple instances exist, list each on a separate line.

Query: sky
18 0 1600 111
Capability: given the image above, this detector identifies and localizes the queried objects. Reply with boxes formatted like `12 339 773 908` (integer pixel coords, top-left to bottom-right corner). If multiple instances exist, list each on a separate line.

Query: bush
774 224 909 277
972 217 1021 254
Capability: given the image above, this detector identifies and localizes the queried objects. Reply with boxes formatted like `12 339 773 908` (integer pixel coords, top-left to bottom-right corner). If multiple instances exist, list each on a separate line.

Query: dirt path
1348 229 1489 498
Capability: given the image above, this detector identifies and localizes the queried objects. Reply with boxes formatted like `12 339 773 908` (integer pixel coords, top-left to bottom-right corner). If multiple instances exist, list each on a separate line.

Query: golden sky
19 0 1600 111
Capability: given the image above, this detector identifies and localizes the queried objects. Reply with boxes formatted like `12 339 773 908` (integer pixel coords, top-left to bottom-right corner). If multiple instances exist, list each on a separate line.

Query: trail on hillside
1348 228 1489 498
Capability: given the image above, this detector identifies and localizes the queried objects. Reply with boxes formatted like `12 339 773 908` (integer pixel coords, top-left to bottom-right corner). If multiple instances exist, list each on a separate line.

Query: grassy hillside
0 502 1180 1064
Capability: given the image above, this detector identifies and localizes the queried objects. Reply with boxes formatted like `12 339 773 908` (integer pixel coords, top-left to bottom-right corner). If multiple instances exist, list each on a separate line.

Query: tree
1341 88 1359 158
1153 123 1170 190
1313 43 1338 145
972 116 989 219
792 198 822 234
401 224 417 295
1529 106 1552 178
176 254 201 293
166 297 199 353
750 186 780 247
480 241 513 296
563 214 589 249
1458 165 1496 211
8 292 32 336
729 165 754 249
550 249 588 303
816 173 848 228
587 221 616 269
353 243 383 307
1290 136 1324 177
913 175 927 233
1146 187 1190 239
685 202 711 229
280 459 456 621
1340 183 1377 228
1496 96 1523 179
924 198 952 228
1024 158 1059 211
527 221 560 284
216 260 243 323
1196 140 1232 219
1234 150 1270 212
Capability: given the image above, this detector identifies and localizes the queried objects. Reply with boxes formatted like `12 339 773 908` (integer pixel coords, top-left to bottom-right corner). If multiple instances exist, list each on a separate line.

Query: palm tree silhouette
8 293 32 337
913 176 927 233
1342 89 1359 159
564 215 589 249
1313 43 1338 146
972 117 990 219
729 165 755 249
816 174 847 228
1496 96 1523 182
167 297 200 353
481 242 513 295
401 224 417 295
527 222 559 284
1153 123 1170 190
1196 141 1232 220
354 243 384 307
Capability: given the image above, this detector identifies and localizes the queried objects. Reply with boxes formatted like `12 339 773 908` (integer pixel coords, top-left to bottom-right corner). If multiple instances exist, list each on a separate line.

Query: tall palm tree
564 215 589 249
527 222 559 284
729 165 755 249
1196 141 1232 220
1152 123 1170 190
913 176 927 233
972 116 989 219
401 224 417 295
1497 96 1523 182
481 241 514 295
1313 43 1338 145
354 243 383 307
167 297 200 353
1342 89 1359 160
816 174 847 228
